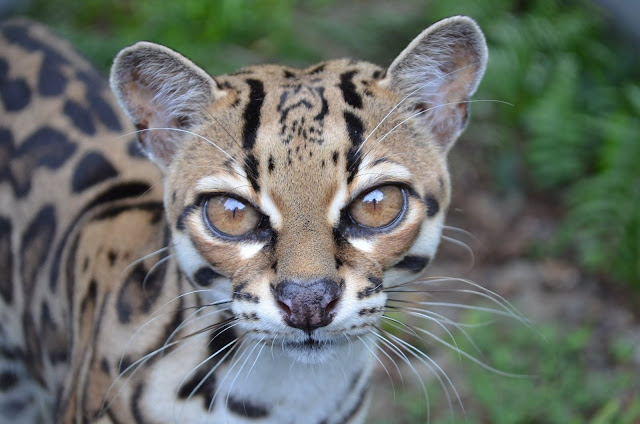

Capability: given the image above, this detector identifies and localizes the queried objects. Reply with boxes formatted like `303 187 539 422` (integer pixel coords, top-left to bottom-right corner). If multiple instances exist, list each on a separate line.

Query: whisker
440 235 475 269
357 335 398 402
118 128 237 163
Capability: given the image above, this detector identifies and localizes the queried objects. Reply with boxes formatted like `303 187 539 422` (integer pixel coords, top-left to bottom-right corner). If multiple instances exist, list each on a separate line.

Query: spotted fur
0 16 487 423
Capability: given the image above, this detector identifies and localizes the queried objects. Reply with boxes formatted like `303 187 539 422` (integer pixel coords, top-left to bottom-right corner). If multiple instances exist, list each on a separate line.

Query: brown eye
348 185 405 228
203 195 261 237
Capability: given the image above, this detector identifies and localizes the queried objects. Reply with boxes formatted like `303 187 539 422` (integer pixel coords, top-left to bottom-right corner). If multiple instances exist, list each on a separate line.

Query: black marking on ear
332 151 339 165
233 281 259 303
193 267 223 287
357 276 382 299
308 64 326 75
227 396 269 419
64 99 96 135
176 204 197 231
244 153 260 192
268 155 275 173
242 79 265 150
425 195 440 217
0 78 30 111
21 205 56 294
393 255 430 273
71 151 118 193
339 70 363 109
178 369 216 408
0 216 13 303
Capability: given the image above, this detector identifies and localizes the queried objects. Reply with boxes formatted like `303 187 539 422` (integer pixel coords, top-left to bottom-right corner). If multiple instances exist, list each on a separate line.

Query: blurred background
3 0 639 422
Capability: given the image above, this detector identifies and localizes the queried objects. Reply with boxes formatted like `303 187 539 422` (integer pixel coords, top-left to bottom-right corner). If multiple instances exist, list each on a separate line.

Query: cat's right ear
110 42 225 170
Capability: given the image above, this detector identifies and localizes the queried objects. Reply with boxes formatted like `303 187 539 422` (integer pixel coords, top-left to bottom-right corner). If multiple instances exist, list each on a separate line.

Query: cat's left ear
380 16 487 153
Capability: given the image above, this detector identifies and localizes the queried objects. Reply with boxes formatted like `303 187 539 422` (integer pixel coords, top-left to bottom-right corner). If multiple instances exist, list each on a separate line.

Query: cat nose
273 279 342 332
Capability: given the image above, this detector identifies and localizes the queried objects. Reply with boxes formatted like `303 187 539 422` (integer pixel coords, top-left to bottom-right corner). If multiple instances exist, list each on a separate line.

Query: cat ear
110 42 225 169
381 16 487 152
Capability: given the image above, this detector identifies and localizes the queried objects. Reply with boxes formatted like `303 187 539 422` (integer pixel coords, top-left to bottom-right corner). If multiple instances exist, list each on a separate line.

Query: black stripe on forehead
339 70 362 109
344 111 364 184
242 79 265 150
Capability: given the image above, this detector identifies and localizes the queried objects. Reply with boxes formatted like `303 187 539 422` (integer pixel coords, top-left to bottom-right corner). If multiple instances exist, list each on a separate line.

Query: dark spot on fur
38 56 67 96
284 70 295 79
0 370 18 391
227 396 270 419
425 195 440 217
9 127 77 197
343 111 364 146
193 267 222 287
64 99 95 135
71 151 118 193
117 259 167 323
20 205 56 294
178 370 216 408
268 155 275 173
107 250 117 266
335 256 343 269
313 87 329 121
271 261 278 272
127 138 147 159
0 78 30 111
86 90 123 131
0 216 13 303
171 191 177 204
338 70 363 108
131 382 149 424
393 255 430 273
101 358 110 374
332 151 339 165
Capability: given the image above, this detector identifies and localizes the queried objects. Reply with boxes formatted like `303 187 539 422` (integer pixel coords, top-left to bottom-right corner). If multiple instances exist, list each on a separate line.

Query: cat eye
348 185 406 229
203 195 262 238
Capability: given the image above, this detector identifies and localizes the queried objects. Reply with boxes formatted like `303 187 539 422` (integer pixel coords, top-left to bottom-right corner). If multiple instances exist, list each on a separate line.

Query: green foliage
375 311 640 424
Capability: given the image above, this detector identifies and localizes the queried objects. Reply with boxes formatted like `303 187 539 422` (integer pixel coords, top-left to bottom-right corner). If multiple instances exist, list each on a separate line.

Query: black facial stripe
227 396 270 419
193 267 223 287
313 87 329 121
425 195 440 217
244 153 260 192
307 64 326 75
242 79 265 150
233 281 259 303
393 255 430 273
178 369 216 408
338 70 363 109
176 204 197 231
71 151 119 193
357 276 382 299
343 111 364 147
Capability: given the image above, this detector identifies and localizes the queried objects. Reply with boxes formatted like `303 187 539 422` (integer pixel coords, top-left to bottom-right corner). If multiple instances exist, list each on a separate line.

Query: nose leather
273 278 342 332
